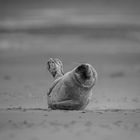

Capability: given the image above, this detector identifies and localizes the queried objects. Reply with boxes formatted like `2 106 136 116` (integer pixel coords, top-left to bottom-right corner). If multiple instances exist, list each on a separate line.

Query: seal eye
75 64 90 80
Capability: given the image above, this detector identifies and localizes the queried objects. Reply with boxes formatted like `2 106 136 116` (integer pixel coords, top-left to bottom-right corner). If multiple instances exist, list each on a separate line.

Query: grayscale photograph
0 0 140 140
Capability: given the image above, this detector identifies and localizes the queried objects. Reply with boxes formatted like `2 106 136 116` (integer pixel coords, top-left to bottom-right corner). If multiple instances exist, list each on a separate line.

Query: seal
47 58 97 110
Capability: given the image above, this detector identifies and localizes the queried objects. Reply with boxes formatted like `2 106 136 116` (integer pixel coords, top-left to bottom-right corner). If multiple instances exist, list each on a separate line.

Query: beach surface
0 109 140 140
0 31 140 139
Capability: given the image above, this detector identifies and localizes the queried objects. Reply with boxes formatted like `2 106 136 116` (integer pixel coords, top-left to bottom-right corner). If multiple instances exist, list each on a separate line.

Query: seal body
47 60 97 110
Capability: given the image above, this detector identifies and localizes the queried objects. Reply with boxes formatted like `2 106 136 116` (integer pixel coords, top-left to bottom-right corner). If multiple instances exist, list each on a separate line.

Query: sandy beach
1 1 140 139
0 35 140 140
0 109 140 140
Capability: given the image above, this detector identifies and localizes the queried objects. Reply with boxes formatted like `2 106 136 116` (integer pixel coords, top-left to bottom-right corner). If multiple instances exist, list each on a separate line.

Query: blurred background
0 0 140 109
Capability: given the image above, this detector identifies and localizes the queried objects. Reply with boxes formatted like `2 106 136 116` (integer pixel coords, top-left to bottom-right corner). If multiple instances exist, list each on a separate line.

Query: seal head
74 64 97 88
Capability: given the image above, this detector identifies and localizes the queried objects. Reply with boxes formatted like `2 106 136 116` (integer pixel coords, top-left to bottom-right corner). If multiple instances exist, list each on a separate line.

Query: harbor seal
47 58 97 110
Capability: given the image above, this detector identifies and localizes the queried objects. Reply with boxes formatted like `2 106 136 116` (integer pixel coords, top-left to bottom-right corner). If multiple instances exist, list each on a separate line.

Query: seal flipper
47 58 64 79
49 100 81 110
